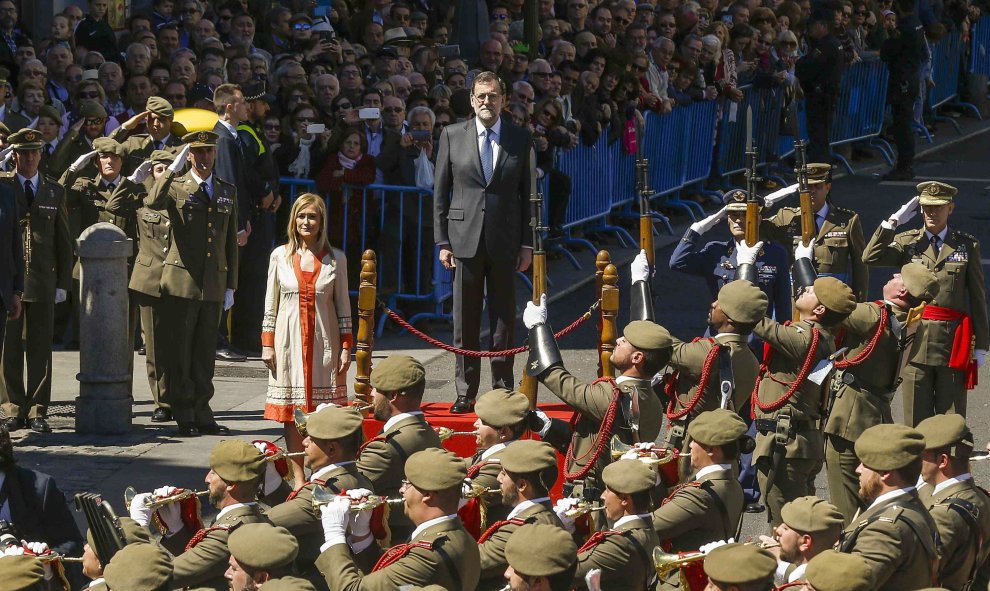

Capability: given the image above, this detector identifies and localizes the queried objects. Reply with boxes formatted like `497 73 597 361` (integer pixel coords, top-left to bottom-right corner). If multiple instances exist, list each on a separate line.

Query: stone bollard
75 223 133 434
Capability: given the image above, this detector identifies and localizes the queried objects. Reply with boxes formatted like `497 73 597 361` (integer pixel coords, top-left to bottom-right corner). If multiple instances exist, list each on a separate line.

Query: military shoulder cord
564 377 622 481
665 338 720 421
750 322 821 419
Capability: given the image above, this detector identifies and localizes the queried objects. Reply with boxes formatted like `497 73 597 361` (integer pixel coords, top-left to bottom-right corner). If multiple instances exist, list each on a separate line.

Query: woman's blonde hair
286 192 330 259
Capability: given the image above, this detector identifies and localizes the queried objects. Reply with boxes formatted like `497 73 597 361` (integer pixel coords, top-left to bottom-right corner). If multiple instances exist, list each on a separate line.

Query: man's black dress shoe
151 408 173 423
216 348 246 362
29 417 52 433
450 396 475 414
176 424 200 437
197 423 231 435
2 416 22 431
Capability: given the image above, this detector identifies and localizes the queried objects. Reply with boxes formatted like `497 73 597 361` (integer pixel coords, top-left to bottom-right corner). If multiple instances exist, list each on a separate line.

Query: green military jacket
267 462 374 568
667 333 760 421
50 130 98 196
574 515 658 591
752 319 835 461
0 173 72 302
146 169 239 302
918 478 990 591
317 515 481 591
164 503 271 591
541 368 661 487
63 173 145 262
825 301 906 441
466 444 510 525
128 206 170 297
477 500 563 590
839 490 939 591
651 466 743 552
863 224 989 364
109 127 183 174
762 202 869 300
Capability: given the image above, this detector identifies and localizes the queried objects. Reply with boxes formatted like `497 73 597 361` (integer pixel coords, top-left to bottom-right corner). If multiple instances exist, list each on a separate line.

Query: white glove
346 488 374 501
763 183 799 208
69 150 98 172
224 288 235 311
315 403 337 412
585 569 603 591
794 238 816 262
620 449 640 460
888 196 920 227
0 146 12 169
54 288 67 304
630 249 650 284
553 498 581 534
128 492 155 527
168 144 191 173
320 497 351 548
127 160 154 184
534 408 552 437
346 489 375 538
0 146 13 161
976 349 986 368
261 460 283 496
2 545 25 556
735 240 762 265
523 293 547 329
689 206 727 235
153 485 177 498
699 537 734 554
25 542 53 580
156 502 184 535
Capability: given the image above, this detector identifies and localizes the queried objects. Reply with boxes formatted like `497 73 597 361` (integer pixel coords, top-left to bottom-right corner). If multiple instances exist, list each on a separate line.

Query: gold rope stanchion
354 250 377 413
600 263 618 378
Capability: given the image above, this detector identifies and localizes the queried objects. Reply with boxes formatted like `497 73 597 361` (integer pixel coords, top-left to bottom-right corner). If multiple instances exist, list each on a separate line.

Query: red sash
922 305 978 389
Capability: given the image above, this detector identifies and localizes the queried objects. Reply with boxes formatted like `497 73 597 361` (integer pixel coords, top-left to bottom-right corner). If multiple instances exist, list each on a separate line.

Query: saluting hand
69 150 98 172
888 196 920 227
128 160 155 185
168 144 191 174
689 206 727 235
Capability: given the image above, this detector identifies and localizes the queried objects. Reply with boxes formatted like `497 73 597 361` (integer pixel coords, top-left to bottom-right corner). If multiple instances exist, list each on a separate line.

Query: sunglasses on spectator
84 118 106 125
780 40 798 47
218 14 232 20
296 117 316 123
491 13 508 20
856 9 868 14
183 8 200 14
78 91 101 99
263 123 280 130
294 23 312 30
335 102 353 110
530 71 551 78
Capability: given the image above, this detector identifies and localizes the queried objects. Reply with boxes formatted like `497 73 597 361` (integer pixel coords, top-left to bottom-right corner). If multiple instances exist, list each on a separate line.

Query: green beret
917 180 957 206
717 280 768 324
0 555 45 591
813 277 856 315
0 121 9 135
78 100 108 119
146 96 175 118
855 423 925 471
602 458 655 494
805 550 873 591
7 128 43 151
104 543 173 591
499 439 558 475
229 523 298 570
703 543 777 585
687 409 747 447
370 354 425 392
260 578 318 591
723 189 763 211
900 263 939 302
305 405 363 441
150 149 175 164
209 439 266 483
405 448 467 491
623 320 672 352
916 413 973 451
780 496 844 534
92 137 127 157
806 162 832 185
182 130 219 148
475 388 531 427
504 524 577 577
87 517 152 563
38 105 62 125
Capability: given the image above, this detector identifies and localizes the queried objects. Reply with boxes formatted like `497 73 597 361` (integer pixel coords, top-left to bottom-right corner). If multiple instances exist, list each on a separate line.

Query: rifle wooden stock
519 253 544 408
745 201 760 247
799 189 815 245
600 263 618 377
595 251 610 377
640 215 655 266
354 250 376 412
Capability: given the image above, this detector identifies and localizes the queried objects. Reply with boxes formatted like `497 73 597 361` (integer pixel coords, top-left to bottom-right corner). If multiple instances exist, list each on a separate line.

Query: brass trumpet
310 485 404 512
610 436 677 466
264 449 307 461
34 554 84 563
435 427 479 442
653 548 706 589
124 486 208 510
463 483 498 499
562 501 607 518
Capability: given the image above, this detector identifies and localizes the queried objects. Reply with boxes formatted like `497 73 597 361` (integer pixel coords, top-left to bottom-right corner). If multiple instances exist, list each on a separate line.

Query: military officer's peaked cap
8 128 44 151
813 277 856 315
500 439 558 475
505 524 577 576
855 423 925 471
703 543 777 584
624 320 672 352
780 496 844 533
805 550 872 591
717 280 768 324
688 409 748 446
305 404 364 440
146 96 174 118
805 162 832 185
229 523 299 570
405 447 467 490
103 543 173 591
916 413 974 451
475 388 531 427
723 189 762 211
603 458 655 494
900 263 940 302
370 354 425 392
209 439 266 482
917 180 957 205
182 130 219 148
92 137 127 157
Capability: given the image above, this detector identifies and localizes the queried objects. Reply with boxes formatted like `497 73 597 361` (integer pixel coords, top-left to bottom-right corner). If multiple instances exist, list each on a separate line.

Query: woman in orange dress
261 193 351 484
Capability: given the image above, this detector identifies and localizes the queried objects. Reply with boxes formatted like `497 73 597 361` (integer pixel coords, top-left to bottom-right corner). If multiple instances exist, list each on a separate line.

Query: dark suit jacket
433 115 532 262
212 121 252 231
0 466 83 557
4 174 72 302
0 182 22 310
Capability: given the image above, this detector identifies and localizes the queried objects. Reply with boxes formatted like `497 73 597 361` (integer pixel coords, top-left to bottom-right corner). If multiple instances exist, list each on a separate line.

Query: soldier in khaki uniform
0 128 72 433
109 96 184 175
703 543 778 591
761 163 869 300
825 263 940 522
225 523 299 591
915 414 990 591
837 423 939 591
36 105 61 179
802 550 874 591
80 517 152 588
765 496 844 586
0 555 45 591
357 354 442 542
51 102 108 222
268 404 373 575
863 181 989 426
503 524 577 591
103 540 174 591
128 439 271 591
477 440 565 590
146 132 239 436
317 447 482 590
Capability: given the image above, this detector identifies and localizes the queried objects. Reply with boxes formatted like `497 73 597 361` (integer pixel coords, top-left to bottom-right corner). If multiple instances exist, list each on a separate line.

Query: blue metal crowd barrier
930 30 982 132
828 59 895 172
970 17 990 81
279 177 317 202
679 100 721 205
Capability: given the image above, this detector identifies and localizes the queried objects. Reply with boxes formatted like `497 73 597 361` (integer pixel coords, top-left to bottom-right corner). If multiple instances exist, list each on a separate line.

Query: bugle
609 436 677 466
435 426 479 442
463 483 498 499
653 548 708 591
264 449 307 461
33 553 84 563
310 486 403 512
124 486 208 510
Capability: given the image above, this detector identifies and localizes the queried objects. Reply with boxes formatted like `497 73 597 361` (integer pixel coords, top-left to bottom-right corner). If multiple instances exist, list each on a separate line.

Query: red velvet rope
665 338 720 421
750 322 821 420
564 377 622 481
834 301 888 369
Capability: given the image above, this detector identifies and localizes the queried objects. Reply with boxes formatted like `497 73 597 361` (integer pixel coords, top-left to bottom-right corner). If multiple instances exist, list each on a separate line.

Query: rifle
744 106 760 247
519 147 545 409
635 112 654 268
793 141 814 246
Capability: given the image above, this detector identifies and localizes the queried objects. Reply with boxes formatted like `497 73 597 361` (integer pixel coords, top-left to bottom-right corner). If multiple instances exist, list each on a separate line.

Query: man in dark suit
433 71 532 413
0 153 21 365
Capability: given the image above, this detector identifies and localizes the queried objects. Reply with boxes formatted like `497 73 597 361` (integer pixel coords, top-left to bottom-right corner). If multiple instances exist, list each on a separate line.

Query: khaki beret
723 189 763 211
305 405 363 440
229 523 298 570
780 496 844 534
146 96 174 118
405 448 467 491
602 458 655 494
805 162 832 185
855 423 925 471
687 409 747 447
0 555 45 591
87 517 152 562
92 137 127 157
475 388 531 427
7 128 43 150
0 121 9 135
813 277 856 315
78 100 108 119
718 280 768 324
805 550 873 591
150 149 175 164
371 354 425 392
260 578 318 591
916 413 974 451
38 105 62 125
181 130 219 147
623 320 672 352
703 543 777 585
104 543 173 591
917 180 957 205
900 263 940 302
499 439 558 475
504 524 577 577
209 439 266 483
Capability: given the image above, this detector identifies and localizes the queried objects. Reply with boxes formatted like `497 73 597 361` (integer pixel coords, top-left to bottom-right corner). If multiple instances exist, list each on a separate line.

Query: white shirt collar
217 501 257 520
190 170 213 188
507 497 551 520
925 226 949 243
15 172 39 189
475 116 501 138
218 119 238 138
615 375 636 384
480 442 507 461
100 174 121 188
88 579 106 589
311 461 356 481
410 514 458 540
933 473 972 495
788 562 807 583
614 514 650 528
713 332 740 339
868 487 914 510
696 463 731 479
815 202 830 219
382 411 424 433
